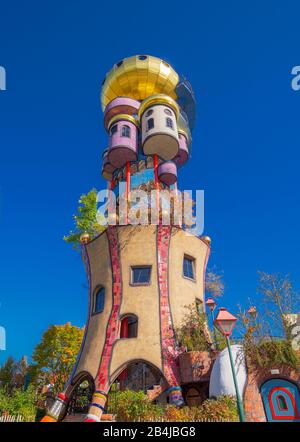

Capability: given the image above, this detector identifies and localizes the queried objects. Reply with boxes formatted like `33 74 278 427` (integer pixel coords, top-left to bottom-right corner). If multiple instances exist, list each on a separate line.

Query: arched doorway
261 378 300 422
108 361 165 407
67 374 94 417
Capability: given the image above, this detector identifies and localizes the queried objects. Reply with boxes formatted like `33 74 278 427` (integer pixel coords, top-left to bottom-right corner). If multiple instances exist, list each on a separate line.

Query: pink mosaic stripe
157 225 180 387
95 226 122 393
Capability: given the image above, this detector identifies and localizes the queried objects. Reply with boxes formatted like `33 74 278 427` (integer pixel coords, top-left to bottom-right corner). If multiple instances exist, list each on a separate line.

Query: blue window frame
183 256 195 280
147 118 154 131
121 125 131 138
110 124 118 135
131 266 151 285
94 287 105 313
166 117 174 129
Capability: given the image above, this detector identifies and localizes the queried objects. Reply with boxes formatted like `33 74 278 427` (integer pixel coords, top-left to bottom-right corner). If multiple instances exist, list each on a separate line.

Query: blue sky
0 0 299 364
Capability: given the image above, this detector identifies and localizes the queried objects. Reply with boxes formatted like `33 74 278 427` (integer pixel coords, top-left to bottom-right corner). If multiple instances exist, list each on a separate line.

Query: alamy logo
0 326 6 351
0 66 6 91
291 66 300 91
96 186 205 237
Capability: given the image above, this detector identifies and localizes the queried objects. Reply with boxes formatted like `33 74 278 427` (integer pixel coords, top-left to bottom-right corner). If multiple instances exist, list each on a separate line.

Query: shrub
107 390 163 422
245 339 300 370
176 304 211 352
164 396 238 422
0 387 36 421
108 390 238 422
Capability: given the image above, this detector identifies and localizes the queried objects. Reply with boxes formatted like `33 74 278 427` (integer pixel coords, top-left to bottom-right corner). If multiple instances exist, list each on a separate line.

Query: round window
145 109 153 117
164 108 172 116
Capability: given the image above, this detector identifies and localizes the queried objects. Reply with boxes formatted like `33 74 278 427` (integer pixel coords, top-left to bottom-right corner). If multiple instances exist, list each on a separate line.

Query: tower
42 55 210 422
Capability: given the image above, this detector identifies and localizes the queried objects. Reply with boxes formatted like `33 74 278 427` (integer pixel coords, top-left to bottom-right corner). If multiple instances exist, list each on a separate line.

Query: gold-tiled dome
101 55 179 111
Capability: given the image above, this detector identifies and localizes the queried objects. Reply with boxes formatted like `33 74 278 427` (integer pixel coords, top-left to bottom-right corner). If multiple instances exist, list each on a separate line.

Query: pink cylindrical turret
107 114 138 168
104 97 140 131
158 161 177 186
101 149 116 181
174 132 189 166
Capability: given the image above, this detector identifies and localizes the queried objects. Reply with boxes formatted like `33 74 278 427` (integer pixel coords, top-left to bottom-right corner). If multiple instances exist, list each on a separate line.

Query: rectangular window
94 287 105 313
183 256 195 280
131 266 151 285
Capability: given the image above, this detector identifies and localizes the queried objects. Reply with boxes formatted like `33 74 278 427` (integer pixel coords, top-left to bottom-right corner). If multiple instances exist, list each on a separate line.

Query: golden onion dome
138 94 180 120
101 55 179 111
107 113 139 131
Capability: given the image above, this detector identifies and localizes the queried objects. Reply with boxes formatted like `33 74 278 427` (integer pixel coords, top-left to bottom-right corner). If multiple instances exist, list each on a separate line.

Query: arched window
147 118 154 131
110 124 118 135
166 117 174 129
121 125 131 138
120 315 138 338
277 394 288 411
94 287 105 314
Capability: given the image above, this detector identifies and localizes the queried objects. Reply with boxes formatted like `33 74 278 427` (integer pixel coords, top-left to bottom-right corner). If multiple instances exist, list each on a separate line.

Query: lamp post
205 298 217 348
214 307 246 422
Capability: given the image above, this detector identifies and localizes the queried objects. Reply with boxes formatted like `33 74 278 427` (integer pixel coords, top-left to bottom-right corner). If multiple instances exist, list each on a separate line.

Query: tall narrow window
183 256 195 280
131 266 151 285
277 394 288 411
147 118 154 131
94 287 105 313
166 117 174 129
121 125 131 138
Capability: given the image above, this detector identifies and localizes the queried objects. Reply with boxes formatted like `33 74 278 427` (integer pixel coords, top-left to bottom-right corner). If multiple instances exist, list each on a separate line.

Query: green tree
0 356 15 392
64 188 106 249
31 323 84 394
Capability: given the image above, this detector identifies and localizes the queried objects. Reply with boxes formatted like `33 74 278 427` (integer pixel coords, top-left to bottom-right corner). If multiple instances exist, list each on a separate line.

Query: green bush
164 396 238 422
107 390 163 422
108 390 238 422
176 304 211 352
245 339 300 370
0 387 37 421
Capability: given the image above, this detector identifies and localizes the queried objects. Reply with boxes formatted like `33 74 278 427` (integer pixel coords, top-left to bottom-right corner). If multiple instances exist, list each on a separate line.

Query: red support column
119 317 129 390
154 154 160 220
125 161 131 225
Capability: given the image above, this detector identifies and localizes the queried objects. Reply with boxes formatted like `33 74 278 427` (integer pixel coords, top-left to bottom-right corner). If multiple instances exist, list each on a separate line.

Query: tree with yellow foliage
31 323 84 394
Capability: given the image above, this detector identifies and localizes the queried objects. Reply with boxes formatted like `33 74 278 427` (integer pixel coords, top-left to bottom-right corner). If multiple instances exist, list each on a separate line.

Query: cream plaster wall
110 225 163 376
74 231 112 379
168 228 209 329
